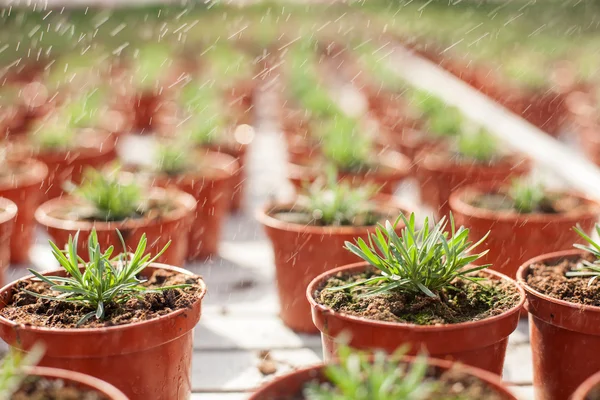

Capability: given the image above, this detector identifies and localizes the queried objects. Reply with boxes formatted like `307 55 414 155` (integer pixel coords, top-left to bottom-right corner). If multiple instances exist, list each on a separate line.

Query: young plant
59 88 109 128
179 83 225 145
426 106 463 138
29 117 76 151
320 116 373 172
74 167 143 221
566 224 600 285
132 44 172 90
0 345 44 398
304 345 432 400
508 179 547 214
155 141 191 175
25 230 185 326
299 168 379 226
456 128 498 163
336 213 490 298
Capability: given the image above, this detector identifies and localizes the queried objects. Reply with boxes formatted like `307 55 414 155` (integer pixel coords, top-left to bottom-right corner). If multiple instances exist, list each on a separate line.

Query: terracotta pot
451 184 600 279
307 262 524 375
133 90 176 134
0 198 17 285
205 142 248 212
511 89 567 137
0 263 206 400
249 356 517 400
517 250 600 400
0 158 48 264
34 131 117 200
287 150 411 196
574 120 600 166
22 366 128 399
572 369 600 400
154 151 238 260
417 153 530 218
35 188 196 267
258 200 405 333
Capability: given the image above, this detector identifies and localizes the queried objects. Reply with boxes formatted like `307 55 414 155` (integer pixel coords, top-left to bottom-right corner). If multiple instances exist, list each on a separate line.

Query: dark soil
314 269 520 325
468 191 586 214
11 376 108 400
271 209 387 227
585 384 600 400
525 254 600 306
0 269 203 329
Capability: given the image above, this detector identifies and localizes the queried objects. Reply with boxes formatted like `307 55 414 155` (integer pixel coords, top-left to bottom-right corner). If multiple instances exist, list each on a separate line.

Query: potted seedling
144 140 238 259
258 172 407 332
451 179 600 279
307 213 524 374
417 128 530 217
287 115 410 195
0 150 48 264
0 230 206 400
517 224 600 400
35 166 196 267
0 83 54 138
9 112 117 200
166 81 252 212
250 345 517 400
0 197 17 285
0 345 128 399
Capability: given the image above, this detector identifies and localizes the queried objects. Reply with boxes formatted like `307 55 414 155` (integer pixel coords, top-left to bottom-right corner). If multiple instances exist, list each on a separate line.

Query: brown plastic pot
35 188 196 267
307 262 524 375
0 198 17 285
153 151 238 260
517 250 600 400
287 150 411 196
572 369 600 400
249 356 517 400
451 184 600 279
22 366 128 399
258 200 406 333
417 153 530 218
0 158 48 264
0 263 206 400
34 131 117 200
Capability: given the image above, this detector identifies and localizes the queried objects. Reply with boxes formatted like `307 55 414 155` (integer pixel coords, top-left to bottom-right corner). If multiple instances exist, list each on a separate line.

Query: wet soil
314 269 520 325
11 376 108 400
468 191 586 214
525 254 600 306
0 269 203 329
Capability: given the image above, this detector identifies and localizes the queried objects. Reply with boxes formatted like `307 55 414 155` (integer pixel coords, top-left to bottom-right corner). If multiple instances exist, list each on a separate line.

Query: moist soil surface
275 365 506 400
0 269 203 329
315 269 520 325
525 254 600 306
468 191 586 214
585 384 600 400
270 208 392 228
11 376 108 400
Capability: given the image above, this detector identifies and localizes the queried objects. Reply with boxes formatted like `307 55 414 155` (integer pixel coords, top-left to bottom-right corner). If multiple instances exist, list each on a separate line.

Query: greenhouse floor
5 123 536 399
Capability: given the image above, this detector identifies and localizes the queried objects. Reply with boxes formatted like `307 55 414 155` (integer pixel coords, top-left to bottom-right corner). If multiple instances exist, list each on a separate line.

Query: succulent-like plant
25 230 185 326
304 346 432 400
179 82 225 145
320 116 373 172
0 345 44 398
508 179 547 214
155 141 191 175
456 128 498 163
427 106 463 137
335 213 489 298
566 224 600 285
59 88 109 128
133 44 172 90
298 167 379 226
74 168 144 221
29 117 76 150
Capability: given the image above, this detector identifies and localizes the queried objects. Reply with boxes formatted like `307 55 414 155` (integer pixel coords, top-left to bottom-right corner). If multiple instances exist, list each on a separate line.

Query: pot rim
0 158 48 190
307 261 525 332
571 368 600 400
516 249 600 314
0 197 18 224
0 262 207 334
421 151 529 174
249 355 516 400
256 197 410 235
449 182 600 223
35 187 196 231
33 130 116 161
152 150 239 183
22 366 129 400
